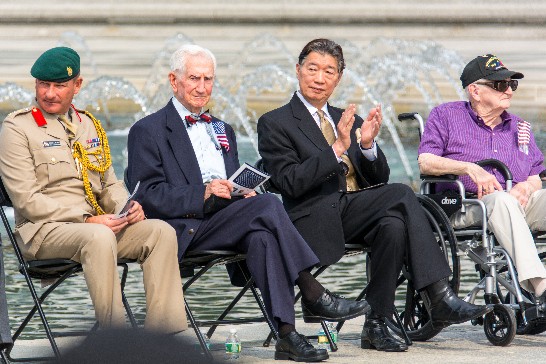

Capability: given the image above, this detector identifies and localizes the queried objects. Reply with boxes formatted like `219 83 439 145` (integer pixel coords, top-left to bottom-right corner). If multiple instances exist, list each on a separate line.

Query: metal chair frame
0 179 137 362
180 249 278 361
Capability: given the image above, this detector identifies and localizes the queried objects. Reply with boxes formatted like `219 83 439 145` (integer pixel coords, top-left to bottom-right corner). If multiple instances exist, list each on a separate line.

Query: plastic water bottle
317 327 329 351
317 322 337 351
225 328 241 360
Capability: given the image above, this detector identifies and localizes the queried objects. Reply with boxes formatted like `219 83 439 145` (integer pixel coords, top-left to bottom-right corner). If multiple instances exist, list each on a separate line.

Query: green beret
30 47 80 82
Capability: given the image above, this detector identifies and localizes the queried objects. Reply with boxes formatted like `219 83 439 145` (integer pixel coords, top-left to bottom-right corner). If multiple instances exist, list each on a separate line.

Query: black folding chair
180 249 278 361
0 178 137 362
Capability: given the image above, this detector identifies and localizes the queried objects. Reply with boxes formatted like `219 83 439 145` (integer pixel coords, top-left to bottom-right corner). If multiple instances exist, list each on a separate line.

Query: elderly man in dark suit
257 38 492 352
126 44 370 362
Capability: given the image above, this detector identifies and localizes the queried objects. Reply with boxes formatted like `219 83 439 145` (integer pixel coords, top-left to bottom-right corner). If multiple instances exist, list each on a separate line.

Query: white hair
169 44 217 75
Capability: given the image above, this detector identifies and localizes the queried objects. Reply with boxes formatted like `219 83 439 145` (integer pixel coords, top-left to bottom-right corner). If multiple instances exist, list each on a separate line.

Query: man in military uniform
0 47 187 333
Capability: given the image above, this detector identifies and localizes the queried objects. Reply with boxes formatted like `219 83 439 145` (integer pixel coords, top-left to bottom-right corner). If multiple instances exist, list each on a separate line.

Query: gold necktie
317 110 359 191
59 114 78 139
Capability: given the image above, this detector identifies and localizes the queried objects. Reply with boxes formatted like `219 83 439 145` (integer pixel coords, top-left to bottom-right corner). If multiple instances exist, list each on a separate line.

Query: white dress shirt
171 97 227 183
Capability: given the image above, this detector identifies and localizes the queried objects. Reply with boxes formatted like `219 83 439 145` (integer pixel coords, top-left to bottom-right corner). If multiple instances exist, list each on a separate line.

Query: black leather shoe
425 279 493 329
361 317 408 352
275 331 329 362
302 289 371 323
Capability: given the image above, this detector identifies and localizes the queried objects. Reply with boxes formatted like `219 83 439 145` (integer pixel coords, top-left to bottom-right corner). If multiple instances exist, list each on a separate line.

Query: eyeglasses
474 79 518 92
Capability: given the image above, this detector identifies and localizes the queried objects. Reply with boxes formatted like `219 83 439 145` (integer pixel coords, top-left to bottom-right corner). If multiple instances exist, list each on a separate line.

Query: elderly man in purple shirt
418 54 546 308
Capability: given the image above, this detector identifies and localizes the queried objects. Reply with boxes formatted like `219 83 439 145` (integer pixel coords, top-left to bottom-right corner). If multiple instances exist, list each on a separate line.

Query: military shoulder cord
71 111 112 215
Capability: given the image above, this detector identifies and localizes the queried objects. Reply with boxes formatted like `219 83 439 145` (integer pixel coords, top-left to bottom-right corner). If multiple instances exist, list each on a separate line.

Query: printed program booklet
116 181 140 218
228 163 270 196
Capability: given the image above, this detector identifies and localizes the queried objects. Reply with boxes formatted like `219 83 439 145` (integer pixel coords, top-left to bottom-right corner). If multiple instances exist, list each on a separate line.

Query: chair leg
207 278 254 338
119 263 138 328
320 320 338 352
0 349 8 364
233 261 280 342
185 298 213 362
393 307 412 346
6 267 78 361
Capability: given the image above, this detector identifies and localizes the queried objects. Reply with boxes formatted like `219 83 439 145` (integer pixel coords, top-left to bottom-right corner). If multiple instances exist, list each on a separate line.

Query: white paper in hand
116 181 140 218
228 163 270 196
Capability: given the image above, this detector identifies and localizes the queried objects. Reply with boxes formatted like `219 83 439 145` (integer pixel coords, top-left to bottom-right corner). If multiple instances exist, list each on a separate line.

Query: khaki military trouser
30 219 188 333
451 190 546 294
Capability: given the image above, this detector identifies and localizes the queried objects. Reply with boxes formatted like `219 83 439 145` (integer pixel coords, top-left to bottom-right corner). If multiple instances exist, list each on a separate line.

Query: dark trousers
188 194 319 328
340 183 451 317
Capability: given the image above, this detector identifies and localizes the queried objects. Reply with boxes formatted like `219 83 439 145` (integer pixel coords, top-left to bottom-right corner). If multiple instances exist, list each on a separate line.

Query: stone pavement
7 316 546 363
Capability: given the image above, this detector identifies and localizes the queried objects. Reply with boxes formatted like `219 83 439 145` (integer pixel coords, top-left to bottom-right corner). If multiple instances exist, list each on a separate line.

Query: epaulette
30 107 47 126
6 107 32 119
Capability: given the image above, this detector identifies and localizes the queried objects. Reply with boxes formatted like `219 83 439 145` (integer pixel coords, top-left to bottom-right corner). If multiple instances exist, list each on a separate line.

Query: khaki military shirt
0 103 127 258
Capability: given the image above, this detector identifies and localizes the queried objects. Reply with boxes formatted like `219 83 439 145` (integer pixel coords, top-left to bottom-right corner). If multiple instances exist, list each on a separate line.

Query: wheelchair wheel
384 194 460 341
502 251 546 335
483 303 517 346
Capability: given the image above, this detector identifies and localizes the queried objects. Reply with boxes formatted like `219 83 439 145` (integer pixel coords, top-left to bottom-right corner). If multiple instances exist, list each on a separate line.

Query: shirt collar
296 90 330 119
171 96 199 129
464 101 512 129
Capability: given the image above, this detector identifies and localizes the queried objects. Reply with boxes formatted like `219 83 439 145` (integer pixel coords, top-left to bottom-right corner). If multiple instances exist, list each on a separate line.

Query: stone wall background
1 0 546 124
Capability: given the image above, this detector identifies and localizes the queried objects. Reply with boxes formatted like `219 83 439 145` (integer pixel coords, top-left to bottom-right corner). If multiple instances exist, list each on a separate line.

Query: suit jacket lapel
290 94 330 151
164 101 203 185
221 143 237 177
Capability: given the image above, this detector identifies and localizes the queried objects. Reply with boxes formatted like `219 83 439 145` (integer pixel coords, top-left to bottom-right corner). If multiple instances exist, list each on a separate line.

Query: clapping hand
359 104 382 149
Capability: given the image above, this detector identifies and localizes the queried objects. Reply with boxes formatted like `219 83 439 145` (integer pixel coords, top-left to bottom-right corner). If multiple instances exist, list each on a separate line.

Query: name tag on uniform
43 140 61 148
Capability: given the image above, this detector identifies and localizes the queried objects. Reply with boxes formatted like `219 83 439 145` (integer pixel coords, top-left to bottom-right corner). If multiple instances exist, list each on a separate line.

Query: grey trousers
451 190 546 294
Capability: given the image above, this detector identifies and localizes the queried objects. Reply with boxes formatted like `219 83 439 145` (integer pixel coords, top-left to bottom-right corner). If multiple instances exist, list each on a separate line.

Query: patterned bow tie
185 111 212 127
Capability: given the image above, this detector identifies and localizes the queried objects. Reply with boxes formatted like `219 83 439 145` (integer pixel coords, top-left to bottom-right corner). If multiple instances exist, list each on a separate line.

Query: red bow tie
185 111 212 127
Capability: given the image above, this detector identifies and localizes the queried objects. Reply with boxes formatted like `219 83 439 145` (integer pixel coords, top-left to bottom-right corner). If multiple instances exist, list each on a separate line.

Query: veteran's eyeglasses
474 79 518 93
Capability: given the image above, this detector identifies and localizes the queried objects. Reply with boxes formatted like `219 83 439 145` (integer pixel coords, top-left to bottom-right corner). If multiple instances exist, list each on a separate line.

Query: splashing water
0 33 465 182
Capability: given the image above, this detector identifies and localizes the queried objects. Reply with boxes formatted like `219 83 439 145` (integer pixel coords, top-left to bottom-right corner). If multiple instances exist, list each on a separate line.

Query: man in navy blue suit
126 44 370 362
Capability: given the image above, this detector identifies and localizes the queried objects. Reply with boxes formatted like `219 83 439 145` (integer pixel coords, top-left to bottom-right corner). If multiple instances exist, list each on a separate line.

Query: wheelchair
384 112 546 347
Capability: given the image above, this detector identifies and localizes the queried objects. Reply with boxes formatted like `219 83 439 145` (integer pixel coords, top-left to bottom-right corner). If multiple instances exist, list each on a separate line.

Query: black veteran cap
30 47 80 82
460 54 524 88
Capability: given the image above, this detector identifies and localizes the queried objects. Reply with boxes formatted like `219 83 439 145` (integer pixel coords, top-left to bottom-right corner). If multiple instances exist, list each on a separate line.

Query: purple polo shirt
418 101 545 194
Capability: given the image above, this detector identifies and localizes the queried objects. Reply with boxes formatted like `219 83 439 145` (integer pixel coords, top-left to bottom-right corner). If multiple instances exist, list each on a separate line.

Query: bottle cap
229 328 237 334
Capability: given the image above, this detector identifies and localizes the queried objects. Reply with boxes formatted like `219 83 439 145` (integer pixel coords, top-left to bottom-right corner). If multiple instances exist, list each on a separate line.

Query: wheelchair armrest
475 159 513 190
398 112 425 139
419 174 458 181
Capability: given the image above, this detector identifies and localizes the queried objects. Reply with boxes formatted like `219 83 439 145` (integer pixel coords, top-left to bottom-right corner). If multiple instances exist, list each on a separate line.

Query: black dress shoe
425 278 493 329
361 317 408 352
302 289 371 323
275 331 329 362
